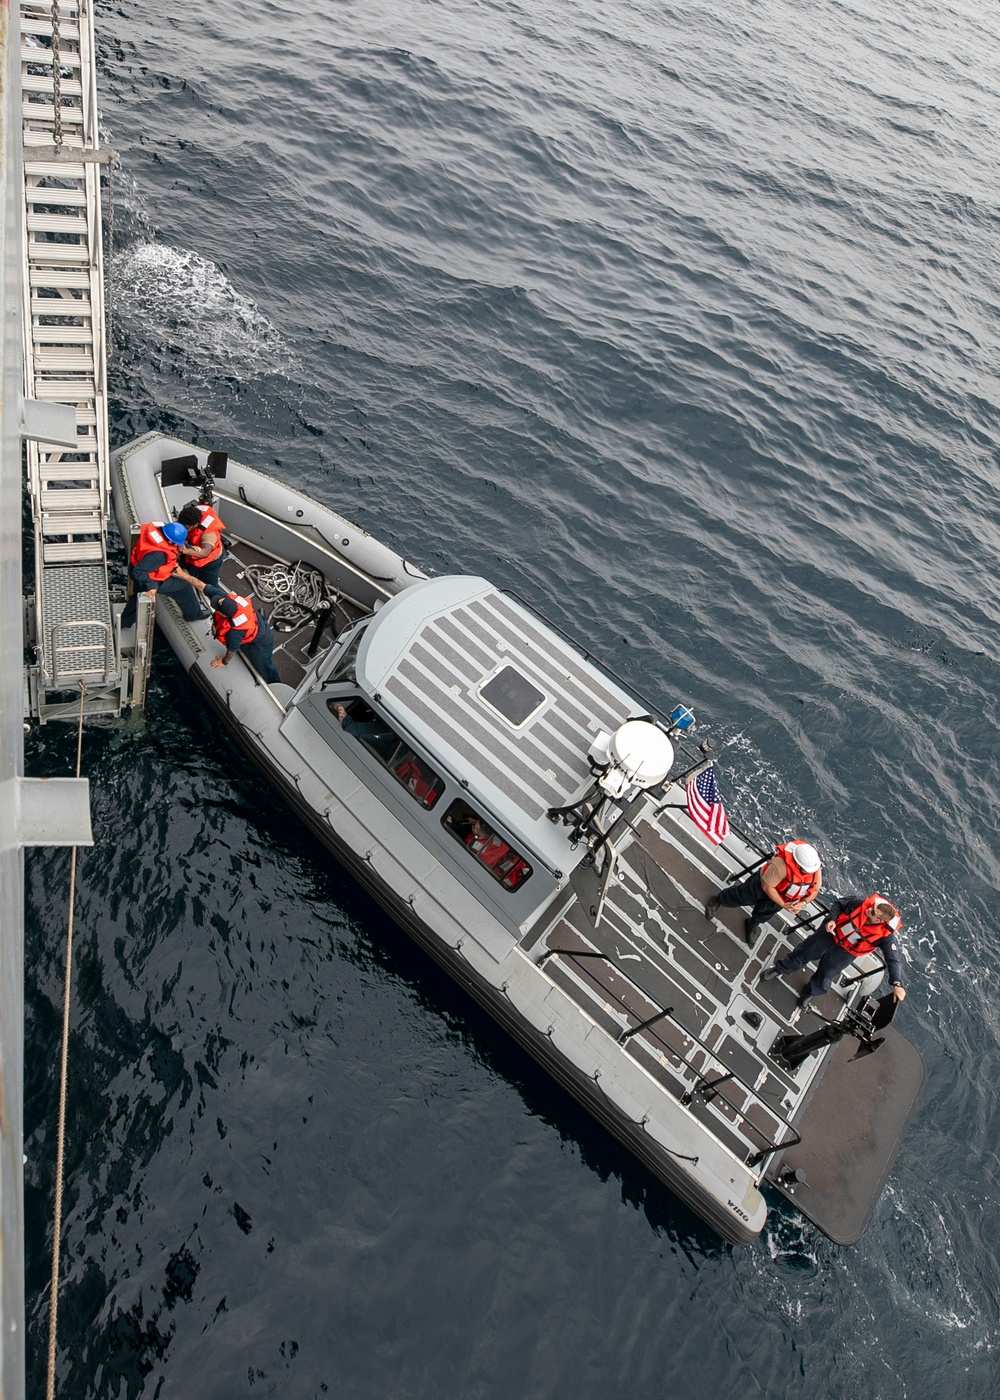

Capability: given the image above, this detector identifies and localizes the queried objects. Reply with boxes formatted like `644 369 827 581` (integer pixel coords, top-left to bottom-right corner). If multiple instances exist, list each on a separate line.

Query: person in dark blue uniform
121 520 203 628
201 583 282 684
332 702 399 761
761 891 907 1011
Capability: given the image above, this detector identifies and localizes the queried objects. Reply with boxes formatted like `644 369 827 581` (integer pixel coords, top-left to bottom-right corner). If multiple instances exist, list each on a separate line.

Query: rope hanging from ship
45 680 86 1400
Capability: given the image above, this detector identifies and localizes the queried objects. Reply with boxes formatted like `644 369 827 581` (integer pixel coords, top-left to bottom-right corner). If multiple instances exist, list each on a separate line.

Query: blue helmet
162 521 188 545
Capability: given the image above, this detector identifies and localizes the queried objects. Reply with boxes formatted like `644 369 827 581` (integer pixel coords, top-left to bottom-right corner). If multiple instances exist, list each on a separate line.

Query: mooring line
45 679 86 1400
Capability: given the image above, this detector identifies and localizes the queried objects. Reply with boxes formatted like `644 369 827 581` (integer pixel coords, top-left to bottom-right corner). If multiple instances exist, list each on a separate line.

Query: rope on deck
45 679 86 1400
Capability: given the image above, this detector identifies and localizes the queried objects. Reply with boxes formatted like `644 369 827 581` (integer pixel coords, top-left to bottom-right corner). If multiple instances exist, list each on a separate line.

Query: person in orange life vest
761 893 906 1009
461 817 529 887
465 816 512 867
393 752 438 806
201 582 281 684
705 839 822 946
177 500 226 589
120 520 203 628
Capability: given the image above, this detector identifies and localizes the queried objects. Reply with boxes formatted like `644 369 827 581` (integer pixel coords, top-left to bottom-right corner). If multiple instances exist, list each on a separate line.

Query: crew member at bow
201 583 282 683
121 520 203 628
761 892 907 1011
178 500 227 588
705 839 822 946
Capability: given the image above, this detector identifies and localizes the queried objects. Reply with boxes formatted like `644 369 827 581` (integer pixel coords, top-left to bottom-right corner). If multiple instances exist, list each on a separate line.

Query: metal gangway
19 0 148 721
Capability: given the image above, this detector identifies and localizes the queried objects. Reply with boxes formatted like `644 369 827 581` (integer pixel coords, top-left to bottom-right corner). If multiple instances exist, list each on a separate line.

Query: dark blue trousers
775 928 854 996
237 616 281 685
717 869 780 925
122 571 202 628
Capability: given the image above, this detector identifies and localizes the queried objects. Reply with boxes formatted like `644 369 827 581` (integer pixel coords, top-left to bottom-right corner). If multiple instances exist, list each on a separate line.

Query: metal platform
768 1025 926 1244
38 561 111 682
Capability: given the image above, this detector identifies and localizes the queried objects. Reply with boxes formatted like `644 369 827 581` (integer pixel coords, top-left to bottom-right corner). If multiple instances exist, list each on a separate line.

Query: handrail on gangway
50 618 113 686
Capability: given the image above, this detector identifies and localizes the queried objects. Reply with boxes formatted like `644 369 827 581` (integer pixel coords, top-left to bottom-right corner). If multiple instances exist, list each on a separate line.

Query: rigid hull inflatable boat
111 433 925 1246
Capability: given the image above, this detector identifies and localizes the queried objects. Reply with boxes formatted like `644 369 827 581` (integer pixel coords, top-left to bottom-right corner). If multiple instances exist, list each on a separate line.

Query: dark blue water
24 0 1000 1394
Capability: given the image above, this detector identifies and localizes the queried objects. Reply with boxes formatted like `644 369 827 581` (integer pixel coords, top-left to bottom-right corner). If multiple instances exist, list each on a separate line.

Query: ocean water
23 0 1000 1395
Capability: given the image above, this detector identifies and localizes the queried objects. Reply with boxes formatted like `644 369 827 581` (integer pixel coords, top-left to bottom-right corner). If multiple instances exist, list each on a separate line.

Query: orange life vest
395 755 438 807
212 592 259 647
186 505 225 565
831 894 902 957
130 523 179 581
771 841 822 903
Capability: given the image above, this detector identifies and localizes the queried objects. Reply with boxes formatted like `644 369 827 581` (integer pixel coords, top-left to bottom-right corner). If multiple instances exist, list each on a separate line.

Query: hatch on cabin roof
355 576 640 858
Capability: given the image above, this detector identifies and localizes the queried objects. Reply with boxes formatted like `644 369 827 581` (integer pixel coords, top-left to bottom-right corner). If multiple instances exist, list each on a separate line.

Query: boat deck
218 537 368 687
525 802 843 1170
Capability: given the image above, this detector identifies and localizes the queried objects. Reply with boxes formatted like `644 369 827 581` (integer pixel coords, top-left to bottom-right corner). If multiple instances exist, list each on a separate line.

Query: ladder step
32 327 94 344
41 521 105 542
24 160 85 178
33 349 94 371
21 22 82 41
42 541 103 564
40 488 101 510
22 101 85 122
27 212 87 234
28 241 91 263
30 379 95 400
39 461 99 481
22 74 84 97
26 187 87 207
22 40 82 58
20 3 81 18
32 299 92 316
29 267 90 287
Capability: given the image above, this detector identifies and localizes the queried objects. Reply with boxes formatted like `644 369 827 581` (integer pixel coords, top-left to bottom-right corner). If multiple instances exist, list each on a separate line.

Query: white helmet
790 841 821 872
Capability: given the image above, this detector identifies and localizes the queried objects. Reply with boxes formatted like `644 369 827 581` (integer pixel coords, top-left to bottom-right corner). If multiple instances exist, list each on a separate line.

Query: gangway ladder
19 0 148 721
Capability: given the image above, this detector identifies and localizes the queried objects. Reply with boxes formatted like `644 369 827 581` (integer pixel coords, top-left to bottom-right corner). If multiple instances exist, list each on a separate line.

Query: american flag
686 765 730 845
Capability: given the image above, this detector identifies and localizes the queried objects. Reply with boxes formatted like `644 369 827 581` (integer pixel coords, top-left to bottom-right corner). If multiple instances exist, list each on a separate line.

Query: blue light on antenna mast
670 704 695 731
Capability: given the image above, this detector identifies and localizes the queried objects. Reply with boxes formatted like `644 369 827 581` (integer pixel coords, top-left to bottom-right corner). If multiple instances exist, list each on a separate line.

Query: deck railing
539 944 802 1168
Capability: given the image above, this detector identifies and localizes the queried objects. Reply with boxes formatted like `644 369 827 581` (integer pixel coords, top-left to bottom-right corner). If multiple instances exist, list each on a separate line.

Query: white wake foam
112 241 292 378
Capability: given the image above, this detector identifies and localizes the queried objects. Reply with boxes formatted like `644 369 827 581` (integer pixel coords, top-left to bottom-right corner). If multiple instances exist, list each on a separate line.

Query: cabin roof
355 576 640 869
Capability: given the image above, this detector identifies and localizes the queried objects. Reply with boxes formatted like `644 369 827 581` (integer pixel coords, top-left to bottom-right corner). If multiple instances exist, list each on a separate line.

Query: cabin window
328 626 366 684
328 698 444 810
441 799 532 890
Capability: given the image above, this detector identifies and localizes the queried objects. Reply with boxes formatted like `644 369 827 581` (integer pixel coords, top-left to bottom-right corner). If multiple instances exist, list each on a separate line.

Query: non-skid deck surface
527 799 924 1234
525 804 830 1165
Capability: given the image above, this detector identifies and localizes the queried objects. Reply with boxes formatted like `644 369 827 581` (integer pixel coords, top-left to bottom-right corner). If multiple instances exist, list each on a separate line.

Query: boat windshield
329 698 445 810
327 626 366 684
441 799 532 890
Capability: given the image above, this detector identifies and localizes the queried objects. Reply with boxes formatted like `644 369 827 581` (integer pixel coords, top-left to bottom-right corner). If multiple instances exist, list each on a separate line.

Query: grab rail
539 945 802 1168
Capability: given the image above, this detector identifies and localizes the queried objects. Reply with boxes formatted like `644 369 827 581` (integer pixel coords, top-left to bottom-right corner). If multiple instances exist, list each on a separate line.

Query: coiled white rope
243 560 338 631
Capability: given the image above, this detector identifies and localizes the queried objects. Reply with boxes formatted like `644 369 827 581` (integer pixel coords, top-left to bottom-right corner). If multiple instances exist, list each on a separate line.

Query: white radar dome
601 720 675 797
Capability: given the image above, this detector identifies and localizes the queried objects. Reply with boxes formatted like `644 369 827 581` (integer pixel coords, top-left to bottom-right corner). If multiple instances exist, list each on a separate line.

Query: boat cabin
293 575 644 931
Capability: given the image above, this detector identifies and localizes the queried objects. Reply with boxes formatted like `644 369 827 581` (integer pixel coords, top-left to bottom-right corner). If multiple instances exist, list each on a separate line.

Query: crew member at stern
761 892 907 1010
121 520 203 628
177 500 227 588
201 583 282 684
705 839 823 946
